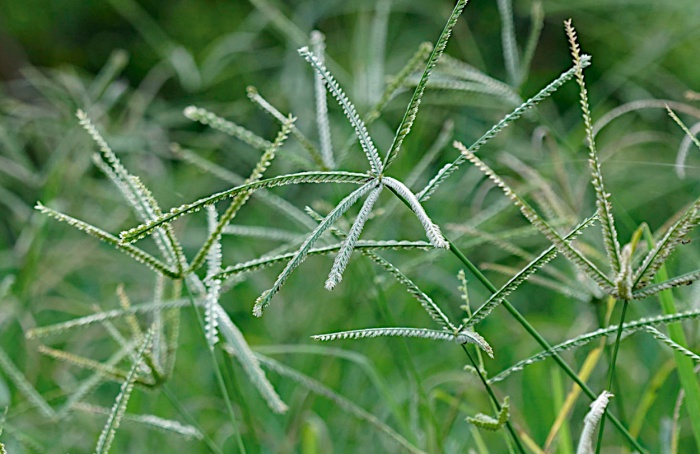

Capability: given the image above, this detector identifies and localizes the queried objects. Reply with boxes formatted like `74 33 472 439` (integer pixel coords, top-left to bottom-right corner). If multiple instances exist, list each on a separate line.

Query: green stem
462 345 525 454
595 299 628 453
446 239 646 453
183 281 247 454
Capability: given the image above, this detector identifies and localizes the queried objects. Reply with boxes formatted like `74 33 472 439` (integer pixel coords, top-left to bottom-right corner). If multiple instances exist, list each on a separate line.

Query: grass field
2 0 700 452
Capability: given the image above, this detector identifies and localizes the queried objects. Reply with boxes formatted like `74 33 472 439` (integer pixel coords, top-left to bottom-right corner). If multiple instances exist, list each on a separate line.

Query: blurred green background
1 0 700 452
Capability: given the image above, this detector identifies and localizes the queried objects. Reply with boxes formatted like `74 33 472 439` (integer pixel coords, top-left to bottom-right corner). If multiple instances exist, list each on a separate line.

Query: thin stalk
183 281 246 454
462 345 525 454
445 239 646 453
595 299 628 453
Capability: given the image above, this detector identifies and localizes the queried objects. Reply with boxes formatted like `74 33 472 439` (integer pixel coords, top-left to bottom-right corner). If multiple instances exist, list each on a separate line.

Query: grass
2 0 700 452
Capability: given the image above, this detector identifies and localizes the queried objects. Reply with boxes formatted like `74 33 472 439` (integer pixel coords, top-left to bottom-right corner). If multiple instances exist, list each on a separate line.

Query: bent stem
595 299 628 453
445 239 645 453
462 345 525 453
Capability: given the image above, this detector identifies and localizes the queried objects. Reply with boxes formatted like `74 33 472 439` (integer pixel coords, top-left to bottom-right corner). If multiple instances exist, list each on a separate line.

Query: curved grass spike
214 240 431 280
253 181 376 316
171 143 316 231
489 309 700 384
311 327 493 358
118 170 372 244
298 47 382 175
645 326 700 363
455 141 615 292
496 0 519 86
417 55 591 202
183 105 272 150
203 206 222 348
565 20 622 277
187 115 295 274
383 0 468 171
382 176 449 249
94 326 155 454
325 183 383 290
79 110 184 272
467 215 597 327
35 203 180 279
246 86 327 170
310 31 335 169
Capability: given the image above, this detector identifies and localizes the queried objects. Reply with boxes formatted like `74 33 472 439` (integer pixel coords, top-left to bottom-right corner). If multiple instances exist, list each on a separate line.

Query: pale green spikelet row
311 327 492 357
94 327 154 454
253 182 376 316
325 183 383 290
489 310 700 383
455 141 615 292
118 171 372 244
35 203 179 278
188 115 295 273
310 31 335 169
298 47 382 174
645 327 700 363
565 19 622 277
214 240 432 281
417 55 591 202
246 86 327 169
467 215 597 326
383 0 468 170
183 105 272 150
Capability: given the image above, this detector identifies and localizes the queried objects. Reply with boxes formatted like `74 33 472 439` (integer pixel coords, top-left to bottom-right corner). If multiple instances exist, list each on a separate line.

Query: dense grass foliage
2 1 700 452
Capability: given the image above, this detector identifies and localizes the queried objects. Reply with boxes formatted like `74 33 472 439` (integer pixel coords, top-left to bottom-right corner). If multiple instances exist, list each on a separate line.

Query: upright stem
595 299 629 453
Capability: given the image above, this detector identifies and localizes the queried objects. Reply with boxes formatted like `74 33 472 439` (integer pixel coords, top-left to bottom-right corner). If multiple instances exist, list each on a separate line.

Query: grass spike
204 206 222 348
326 183 383 290
519 1 543 85
455 141 614 291
565 19 622 276
35 203 179 278
417 55 591 201
187 115 294 273
94 326 155 454
383 0 468 170
633 199 700 288
467 215 596 326
383 176 448 249
489 310 700 383
310 31 335 169
645 327 700 363
118 170 372 243
496 0 519 86
246 86 327 169
298 47 382 174
632 269 700 300
183 105 272 150
311 327 492 356
253 182 376 316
